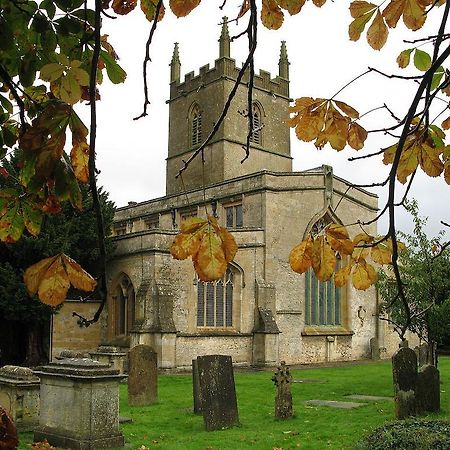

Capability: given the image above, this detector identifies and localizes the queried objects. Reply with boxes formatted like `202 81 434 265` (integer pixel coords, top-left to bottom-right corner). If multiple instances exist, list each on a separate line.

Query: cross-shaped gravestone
272 361 293 419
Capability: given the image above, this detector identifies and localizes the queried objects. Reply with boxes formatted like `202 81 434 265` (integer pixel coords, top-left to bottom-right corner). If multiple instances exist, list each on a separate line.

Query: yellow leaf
180 216 207 233
59 74 82 105
347 122 368 150
326 224 355 256
397 142 419 184
71 139 90 183
62 254 97 292
170 227 204 260
397 49 413 68
334 101 359 119
383 143 397 165
315 104 349 151
261 0 284 30
40 63 65 82
24 255 58 296
193 226 227 281
334 262 353 287
312 235 336 282
37 256 71 306
367 10 388 50
277 0 306 15
371 240 392 265
217 226 238 263
169 0 201 17
352 259 377 290
419 142 444 177
289 236 313 274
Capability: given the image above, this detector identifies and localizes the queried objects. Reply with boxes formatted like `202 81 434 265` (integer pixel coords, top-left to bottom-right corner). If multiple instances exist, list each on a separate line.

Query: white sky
83 1 449 238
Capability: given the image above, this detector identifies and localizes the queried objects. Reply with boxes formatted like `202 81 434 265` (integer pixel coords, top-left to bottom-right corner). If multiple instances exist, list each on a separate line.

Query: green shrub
357 419 450 450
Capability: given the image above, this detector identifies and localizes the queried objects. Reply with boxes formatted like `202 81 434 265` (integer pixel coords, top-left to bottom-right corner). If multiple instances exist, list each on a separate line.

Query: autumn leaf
348 1 377 42
383 0 428 31
193 228 227 281
312 235 336 281
24 253 96 306
277 0 306 15
289 235 313 273
352 259 377 290
334 262 353 287
371 239 392 264
112 0 138 14
71 140 90 183
397 48 413 68
169 0 201 17
367 10 388 50
347 122 368 150
261 0 284 30
170 218 206 260
325 224 354 256
141 0 165 21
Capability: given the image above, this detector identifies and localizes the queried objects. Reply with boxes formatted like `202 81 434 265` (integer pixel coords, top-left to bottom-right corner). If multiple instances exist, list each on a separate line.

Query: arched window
250 103 262 145
191 104 202 146
197 268 233 327
113 274 135 337
304 215 344 326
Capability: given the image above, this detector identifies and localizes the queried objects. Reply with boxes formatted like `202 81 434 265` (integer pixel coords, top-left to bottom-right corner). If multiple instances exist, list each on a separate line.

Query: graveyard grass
19 357 450 450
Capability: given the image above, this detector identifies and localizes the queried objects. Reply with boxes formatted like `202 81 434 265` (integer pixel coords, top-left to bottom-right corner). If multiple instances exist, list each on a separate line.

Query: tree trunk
24 321 48 367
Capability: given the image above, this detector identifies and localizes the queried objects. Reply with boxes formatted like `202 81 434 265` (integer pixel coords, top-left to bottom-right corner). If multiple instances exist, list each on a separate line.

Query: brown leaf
62 254 97 292
347 122 368 150
349 0 377 18
348 5 376 41
442 116 450 130
419 142 444 177
261 0 284 30
325 223 355 256
334 100 359 119
37 256 71 306
169 0 201 17
289 236 313 274
367 10 388 50
238 0 250 18
112 0 137 14
278 0 306 15
312 235 336 282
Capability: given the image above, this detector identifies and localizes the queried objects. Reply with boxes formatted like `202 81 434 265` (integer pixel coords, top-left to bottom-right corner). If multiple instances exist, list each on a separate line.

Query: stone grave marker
197 355 239 431
192 359 203 415
392 347 417 419
414 343 429 367
0 365 40 432
272 361 293 419
128 345 158 406
416 364 440 414
34 358 125 450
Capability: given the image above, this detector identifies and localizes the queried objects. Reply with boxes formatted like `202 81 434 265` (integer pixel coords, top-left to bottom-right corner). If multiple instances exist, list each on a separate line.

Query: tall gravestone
416 364 440 414
192 359 203 415
128 345 158 406
392 347 417 419
34 358 124 450
197 355 239 431
272 362 293 419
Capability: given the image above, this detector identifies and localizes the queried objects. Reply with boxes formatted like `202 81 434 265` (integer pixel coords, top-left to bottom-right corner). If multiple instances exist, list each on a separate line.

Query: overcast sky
85 1 449 238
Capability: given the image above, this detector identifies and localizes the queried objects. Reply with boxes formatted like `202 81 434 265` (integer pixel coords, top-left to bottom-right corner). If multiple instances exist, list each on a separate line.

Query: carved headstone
128 345 158 406
192 359 203 415
416 364 440 414
272 361 293 419
197 355 239 431
392 347 417 419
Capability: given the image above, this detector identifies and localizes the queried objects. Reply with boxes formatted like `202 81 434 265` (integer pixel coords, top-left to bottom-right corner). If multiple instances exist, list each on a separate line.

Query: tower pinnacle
170 42 181 83
219 17 230 58
278 41 290 80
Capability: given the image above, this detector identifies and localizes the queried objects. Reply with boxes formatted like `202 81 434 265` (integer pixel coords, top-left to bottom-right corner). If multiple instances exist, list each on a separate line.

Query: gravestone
128 345 158 406
392 347 417 419
414 343 429 367
34 358 125 450
416 364 440 414
0 366 40 432
192 359 203 415
272 361 293 419
370 337 380 360
197 355 239 431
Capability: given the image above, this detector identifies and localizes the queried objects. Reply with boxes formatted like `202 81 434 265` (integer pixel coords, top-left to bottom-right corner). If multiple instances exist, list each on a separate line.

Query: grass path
20 357 450 450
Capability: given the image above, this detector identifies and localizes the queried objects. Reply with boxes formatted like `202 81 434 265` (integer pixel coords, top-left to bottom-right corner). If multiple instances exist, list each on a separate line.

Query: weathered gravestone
0 365 40 432
392 347 417 419
370 337 380 360
34 358 125 450
414 343 429 367
192 359 203 415
416 364 440 414
272 361 293 419
197 355 239 431
128 345 158 406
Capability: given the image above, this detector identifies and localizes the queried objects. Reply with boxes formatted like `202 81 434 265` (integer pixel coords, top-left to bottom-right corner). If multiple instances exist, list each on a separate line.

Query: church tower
166 19 292 194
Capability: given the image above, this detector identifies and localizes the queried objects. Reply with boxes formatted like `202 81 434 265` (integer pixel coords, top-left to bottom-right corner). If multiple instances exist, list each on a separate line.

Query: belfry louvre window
197 268 233 327
191 105 202 146
250 104 262 145
304 261 342 326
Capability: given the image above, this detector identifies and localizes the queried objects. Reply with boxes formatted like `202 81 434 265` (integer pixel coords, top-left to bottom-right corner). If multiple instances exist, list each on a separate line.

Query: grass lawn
19 357 450 450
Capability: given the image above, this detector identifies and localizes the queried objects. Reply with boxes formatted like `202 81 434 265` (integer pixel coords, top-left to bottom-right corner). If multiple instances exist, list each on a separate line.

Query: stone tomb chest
0 365 40 431
34 358 125 450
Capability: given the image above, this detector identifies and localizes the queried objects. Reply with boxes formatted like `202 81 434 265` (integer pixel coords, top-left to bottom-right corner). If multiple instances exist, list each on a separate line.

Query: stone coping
0 365 39 382
90 352 127 357
34 358 123 379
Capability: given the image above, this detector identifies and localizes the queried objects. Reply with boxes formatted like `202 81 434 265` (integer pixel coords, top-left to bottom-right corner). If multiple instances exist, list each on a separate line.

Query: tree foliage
0 0 449 334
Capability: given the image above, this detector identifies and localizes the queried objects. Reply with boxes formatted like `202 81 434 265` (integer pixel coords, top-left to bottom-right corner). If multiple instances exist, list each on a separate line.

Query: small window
144 215 159 230
250 103 262 145
225 203 243 228
114 223 127 236
191 105 202 146
197 268 233 327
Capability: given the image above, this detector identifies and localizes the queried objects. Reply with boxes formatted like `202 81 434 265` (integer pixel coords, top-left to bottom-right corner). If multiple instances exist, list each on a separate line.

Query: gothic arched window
250 103 262 145
197 268 234 327
113 274 135 337
190 104 202 146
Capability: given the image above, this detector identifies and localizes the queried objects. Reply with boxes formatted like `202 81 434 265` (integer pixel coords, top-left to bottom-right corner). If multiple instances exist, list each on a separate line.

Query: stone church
53 22 406 369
